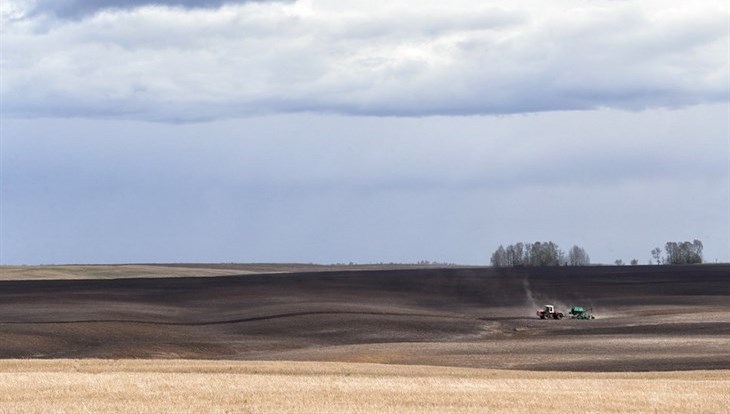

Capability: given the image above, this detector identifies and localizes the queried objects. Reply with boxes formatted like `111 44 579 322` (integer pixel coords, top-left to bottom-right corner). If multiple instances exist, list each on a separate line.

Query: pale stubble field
0 360 727 414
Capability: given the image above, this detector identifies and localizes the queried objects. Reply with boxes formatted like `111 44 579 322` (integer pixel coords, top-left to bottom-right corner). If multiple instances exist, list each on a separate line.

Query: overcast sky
1 0 728 265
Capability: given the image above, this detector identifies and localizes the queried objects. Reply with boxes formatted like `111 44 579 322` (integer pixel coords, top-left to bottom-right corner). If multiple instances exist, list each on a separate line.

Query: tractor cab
537 304 563 319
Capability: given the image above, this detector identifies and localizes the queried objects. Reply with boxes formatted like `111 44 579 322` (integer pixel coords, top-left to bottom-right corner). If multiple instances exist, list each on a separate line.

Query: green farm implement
568 306 595 319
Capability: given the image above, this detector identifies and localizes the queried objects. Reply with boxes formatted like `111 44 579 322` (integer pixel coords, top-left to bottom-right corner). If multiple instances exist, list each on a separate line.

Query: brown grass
0 265 250 280
0 263 459 280
0 359 726 413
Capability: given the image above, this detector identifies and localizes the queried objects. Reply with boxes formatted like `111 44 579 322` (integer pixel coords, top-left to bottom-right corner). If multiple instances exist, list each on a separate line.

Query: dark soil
1 264 728 371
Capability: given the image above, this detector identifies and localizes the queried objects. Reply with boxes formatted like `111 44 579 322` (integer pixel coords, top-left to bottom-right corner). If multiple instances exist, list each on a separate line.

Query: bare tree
527 241 564 266
491 241 571 267
651 247 662 265
614 259 624 266
567 245 590 266
664 240 703 264
505 243 525 266
630 258 638 265
490 245 507 267
665 242 678 264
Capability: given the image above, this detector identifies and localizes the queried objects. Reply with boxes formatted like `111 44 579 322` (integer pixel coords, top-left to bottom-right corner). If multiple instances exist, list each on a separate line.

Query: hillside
0 265 727 371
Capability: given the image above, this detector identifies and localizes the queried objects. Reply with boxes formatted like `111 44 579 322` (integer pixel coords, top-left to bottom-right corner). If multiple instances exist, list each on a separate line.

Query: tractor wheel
557 314 563 320
539 314 545 319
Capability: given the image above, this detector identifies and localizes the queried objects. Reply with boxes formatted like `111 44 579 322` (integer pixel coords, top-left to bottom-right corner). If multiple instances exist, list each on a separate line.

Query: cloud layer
2 0 728 120
3 104 728 264
18 0 280 19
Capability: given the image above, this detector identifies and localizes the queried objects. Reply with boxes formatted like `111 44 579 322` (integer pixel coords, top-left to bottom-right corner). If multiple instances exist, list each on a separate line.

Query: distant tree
689 239 704 264
614 259 624 266
505 243 526 266
491 241 572 267
567 245 590 266
664 240 703 264
526 241 564 266
630 259 638 266
651 247 662 265
490 245 507 267
664 242 678 264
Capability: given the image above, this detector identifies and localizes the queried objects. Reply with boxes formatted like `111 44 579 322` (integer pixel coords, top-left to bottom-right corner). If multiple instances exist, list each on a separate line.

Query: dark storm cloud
27 0 289 19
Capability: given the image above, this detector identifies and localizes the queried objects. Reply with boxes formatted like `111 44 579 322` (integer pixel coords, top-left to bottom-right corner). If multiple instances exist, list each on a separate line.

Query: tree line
490 242 589 267
491 239 705 267
650 240 703 265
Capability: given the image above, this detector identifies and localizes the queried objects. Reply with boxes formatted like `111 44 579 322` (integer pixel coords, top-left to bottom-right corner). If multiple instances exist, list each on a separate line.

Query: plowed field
1 265 727 371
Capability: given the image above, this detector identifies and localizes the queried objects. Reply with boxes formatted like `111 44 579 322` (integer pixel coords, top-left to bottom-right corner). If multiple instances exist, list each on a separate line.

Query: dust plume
523 277 537 313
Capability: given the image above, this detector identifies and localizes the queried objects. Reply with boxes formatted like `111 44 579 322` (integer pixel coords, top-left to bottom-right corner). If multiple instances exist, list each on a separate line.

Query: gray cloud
23 0 285 19
1 1 728 120
2 105 728 264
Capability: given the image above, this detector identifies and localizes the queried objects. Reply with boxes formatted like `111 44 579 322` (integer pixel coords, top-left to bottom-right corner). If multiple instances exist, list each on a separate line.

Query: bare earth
0 264 727 371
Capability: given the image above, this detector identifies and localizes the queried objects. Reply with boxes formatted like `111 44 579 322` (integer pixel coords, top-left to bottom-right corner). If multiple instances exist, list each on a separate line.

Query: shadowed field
0 265 728 371
1 360 727 414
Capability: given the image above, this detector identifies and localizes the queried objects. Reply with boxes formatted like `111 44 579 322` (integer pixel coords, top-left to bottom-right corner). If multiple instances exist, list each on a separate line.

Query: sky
1 0 729 265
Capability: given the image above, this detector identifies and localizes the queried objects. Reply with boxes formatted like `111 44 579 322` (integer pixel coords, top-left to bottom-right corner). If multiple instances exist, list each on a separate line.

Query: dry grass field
1 359 727 414
0 265 249 280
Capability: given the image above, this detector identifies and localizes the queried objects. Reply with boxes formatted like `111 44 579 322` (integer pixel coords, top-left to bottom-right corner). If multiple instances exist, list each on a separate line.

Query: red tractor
537 304 564 319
